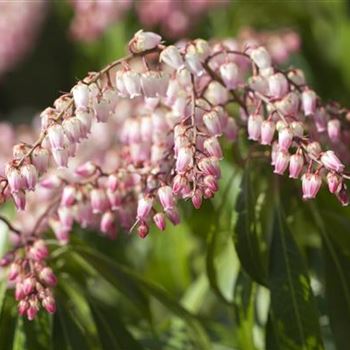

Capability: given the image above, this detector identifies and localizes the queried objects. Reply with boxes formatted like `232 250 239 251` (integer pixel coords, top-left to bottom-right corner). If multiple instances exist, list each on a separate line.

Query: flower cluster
0 29 349 320
0 0 47 77
69 0 227 41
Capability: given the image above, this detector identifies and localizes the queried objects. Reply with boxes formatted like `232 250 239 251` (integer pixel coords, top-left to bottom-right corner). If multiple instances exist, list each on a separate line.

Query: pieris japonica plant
0 28 349 349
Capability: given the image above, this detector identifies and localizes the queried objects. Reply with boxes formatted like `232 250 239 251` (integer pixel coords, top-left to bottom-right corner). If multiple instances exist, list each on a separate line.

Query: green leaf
310 205 350 350
268 207 324 350
233 270 257 350
75 246 211 350
88 298 145 350
0 289 17 350
234 161 269 285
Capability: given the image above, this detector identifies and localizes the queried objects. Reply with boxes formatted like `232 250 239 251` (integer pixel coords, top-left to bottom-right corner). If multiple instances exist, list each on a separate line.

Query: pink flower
268 73 288 99
289 153 304 179
153 213 166 231
274 150 290 175
302 90 317 116
261 120 275 145
320 151 344 173
137 196 153 221
278 127 293 151
158 186 175 211
302 173 322 199
248 114 263 141
39 267 57 287
72 83 90 110
129 30 162 53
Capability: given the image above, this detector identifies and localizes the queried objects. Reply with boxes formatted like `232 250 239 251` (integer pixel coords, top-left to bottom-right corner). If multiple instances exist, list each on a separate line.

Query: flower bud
75 162 96 178
29 240 49 261
250 47 271 69
62 117 83 143
8 262 21 281
306 141 322 157
123 71 142 98
52 148 69 167
32 147 49 173
137 196 153 221
76 108 93 135
20 164 38 191
18 300 29 316
153 213 166 231
72 83 89 110
129 30 161 53
172 175 188 195
268 73 288 99
107 190 122 210
204 81 229 105
276 92 299 116
327 172 341 193
137 223 149 238
23 276 35 296
204 175 219 192
90 189 109 214
220 62 239 90
289 153 304 179
248 114 263 141
203 137 223 158
158 186 175 211
302 173 322 199
203 110 223 136
274 150 290 175
198 157 221 178
6 166 24 193
185 51 204 76
302 90 317 116
47 124 65 150
261 120 275 145
290 121 304 138
314 108 327 132
12 190 26 211
141 71 169 98
327 119 341 143
176 147 193 174
165 208 180 225
39 267 57 286
278 127 293 151
100 211 115 236
94 98 110 123
160 45 184 69
58 207 74 231
27 298 39 320
42 295 56 314
192 189 203 209
320 151 344 173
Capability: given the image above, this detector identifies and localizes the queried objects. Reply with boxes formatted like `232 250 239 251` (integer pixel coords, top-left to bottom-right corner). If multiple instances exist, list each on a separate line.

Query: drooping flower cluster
0 0 47 76
0 29 349 320
69 0 227 41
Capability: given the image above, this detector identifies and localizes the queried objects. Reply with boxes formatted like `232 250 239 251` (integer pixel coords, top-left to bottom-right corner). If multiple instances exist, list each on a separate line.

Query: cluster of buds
0 29 349 320
0 240 56 320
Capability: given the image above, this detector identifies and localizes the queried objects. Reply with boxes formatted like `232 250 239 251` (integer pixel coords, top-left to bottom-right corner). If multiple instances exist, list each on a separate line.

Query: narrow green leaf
234 162 268 286
12 317 26 350
310 206 350 350
268 207 324 350
52 298 91 350
0 289 17 350
233 270 257 350
88 299 145 350
75 246 211 350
